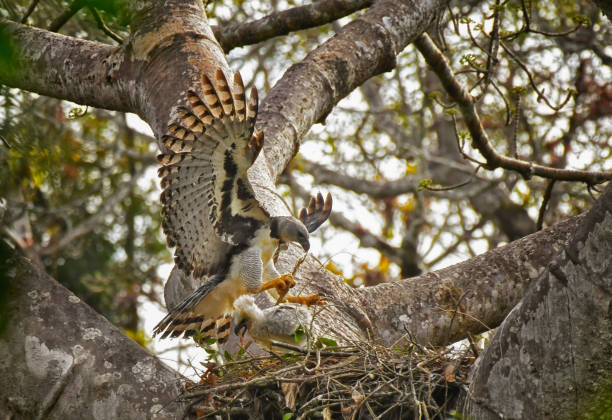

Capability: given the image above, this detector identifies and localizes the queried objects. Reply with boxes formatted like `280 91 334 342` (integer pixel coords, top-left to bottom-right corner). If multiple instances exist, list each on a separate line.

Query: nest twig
177 338 475 419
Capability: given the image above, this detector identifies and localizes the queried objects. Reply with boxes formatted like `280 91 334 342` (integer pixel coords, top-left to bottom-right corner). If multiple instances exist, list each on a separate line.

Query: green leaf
294 325 305 343
418 179 433 191
318 337 338 347
283 413 294 420
204 337 217 345
223 350 232 361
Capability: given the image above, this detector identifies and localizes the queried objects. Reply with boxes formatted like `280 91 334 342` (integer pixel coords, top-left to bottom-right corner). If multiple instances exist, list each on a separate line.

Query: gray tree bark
459 182 612 420
1 0 610 417
0 241 193 419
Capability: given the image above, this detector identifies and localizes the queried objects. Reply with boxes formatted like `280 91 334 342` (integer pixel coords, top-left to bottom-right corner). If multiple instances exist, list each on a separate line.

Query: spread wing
299 192 332 233
157 69 269 278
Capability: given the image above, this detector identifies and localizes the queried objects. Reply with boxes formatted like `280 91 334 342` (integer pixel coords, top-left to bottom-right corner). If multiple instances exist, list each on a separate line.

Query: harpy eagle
152 69 331 342
233 295 313 349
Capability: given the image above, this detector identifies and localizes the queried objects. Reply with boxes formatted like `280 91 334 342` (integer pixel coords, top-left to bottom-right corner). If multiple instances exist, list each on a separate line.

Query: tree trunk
0 241 193 419
459 182 612 419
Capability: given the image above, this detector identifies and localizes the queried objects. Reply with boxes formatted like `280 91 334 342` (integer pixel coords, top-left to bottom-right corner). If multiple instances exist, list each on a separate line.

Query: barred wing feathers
153 272 233 343
157 69 268 279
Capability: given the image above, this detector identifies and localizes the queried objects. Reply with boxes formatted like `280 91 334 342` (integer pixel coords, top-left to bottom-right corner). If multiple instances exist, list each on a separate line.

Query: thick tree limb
212 0 374 52
355 214 582 346
461 182 612 419
253 0 446 186
0 241 193 419
414 33 612 184
0 20 131 112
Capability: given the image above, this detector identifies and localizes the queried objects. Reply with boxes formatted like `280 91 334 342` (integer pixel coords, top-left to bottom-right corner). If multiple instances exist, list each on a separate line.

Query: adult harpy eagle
152 69 331 342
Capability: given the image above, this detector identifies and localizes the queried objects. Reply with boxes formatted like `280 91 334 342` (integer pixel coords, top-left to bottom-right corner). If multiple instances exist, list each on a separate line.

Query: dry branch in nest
177 338 475 419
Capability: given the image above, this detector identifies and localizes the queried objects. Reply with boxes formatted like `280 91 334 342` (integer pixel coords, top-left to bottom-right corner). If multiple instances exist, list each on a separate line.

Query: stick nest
179 340 475 419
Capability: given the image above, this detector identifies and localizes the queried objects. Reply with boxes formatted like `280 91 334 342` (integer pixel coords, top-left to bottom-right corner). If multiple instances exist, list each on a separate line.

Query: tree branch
212 0 373 52
252 0 446 188
414 33 612 185
461 182 612 419
20 0 41 23
48 0 86 32
360 78 536 241
0 20 133 112
39 171 143 257
297 158 419 199
356 213 583 346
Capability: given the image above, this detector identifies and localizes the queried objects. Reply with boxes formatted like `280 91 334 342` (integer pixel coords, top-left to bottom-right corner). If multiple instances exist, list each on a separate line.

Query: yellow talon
261 274 296 301
284 294 325 307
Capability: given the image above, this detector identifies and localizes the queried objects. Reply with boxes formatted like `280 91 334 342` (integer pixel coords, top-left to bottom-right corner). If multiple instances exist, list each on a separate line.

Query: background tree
0 0 610 418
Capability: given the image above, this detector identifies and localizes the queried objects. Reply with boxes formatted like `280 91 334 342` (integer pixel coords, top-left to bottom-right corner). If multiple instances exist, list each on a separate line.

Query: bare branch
87 5 124 43
212 0 373 52
254 0 445 185
298 158 419 199
20 0 41 23
48 0 86 32
414 33 612 185
536 179 556 230
0 20 132 112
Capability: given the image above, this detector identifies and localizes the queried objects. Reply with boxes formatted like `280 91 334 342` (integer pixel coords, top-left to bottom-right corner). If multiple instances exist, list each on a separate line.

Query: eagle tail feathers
153 273 226 340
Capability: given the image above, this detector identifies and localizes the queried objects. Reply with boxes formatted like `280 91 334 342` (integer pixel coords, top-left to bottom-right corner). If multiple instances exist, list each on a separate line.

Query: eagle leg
261 274 296 302
284 294 325 307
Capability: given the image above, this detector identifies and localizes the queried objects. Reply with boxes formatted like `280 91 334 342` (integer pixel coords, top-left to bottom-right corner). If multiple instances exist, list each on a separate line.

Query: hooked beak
234 319 248 337
298 237 310 252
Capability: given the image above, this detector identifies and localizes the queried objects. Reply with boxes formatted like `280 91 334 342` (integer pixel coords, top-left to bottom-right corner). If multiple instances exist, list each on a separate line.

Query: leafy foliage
0 91 167 331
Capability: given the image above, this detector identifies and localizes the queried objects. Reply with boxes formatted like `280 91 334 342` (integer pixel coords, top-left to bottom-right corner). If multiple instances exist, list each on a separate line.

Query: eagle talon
261 274 296 302
284 294 325 307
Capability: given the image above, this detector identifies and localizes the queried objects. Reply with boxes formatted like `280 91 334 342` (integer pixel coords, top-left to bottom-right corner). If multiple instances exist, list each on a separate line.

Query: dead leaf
196 407 206 418
444 363 456 382
281 382 298 411
341 404 357 420
351 388 364 404
322 407 332 420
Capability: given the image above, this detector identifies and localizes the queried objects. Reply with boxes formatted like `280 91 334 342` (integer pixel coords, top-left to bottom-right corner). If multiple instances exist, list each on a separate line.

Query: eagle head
270 216 310 251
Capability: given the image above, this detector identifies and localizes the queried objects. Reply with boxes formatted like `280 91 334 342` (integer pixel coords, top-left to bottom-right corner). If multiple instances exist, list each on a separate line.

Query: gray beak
298 237 310 252
234 319 248 336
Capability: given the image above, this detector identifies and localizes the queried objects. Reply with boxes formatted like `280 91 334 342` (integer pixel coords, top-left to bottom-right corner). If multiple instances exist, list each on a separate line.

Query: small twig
536 179 556 230
509 91 520 157
423 178 472 191
20 0 41 23
87 6 124 43
500 42 573 112
466 333 480 357
414 33 612 184
48 0 85 32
